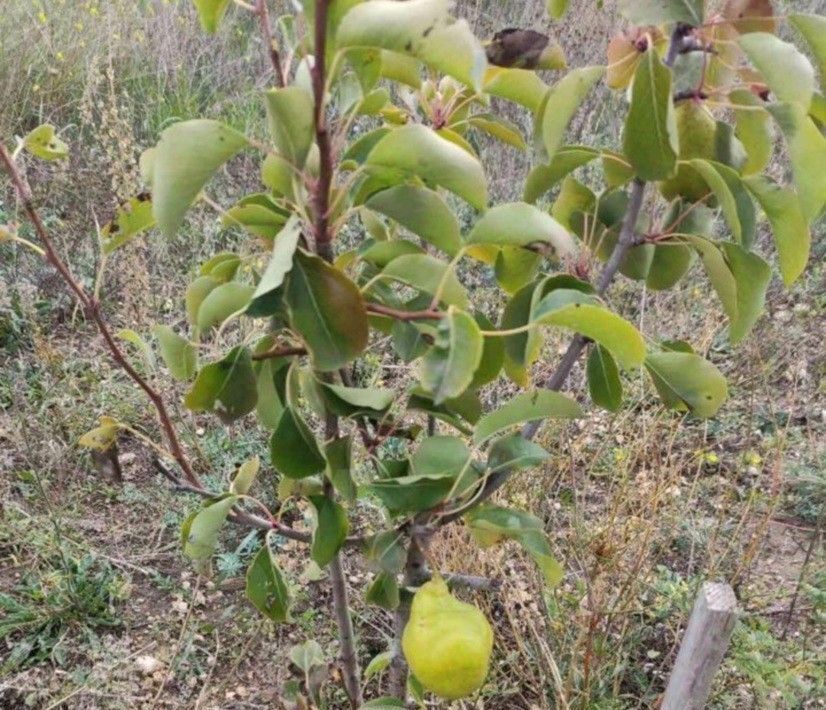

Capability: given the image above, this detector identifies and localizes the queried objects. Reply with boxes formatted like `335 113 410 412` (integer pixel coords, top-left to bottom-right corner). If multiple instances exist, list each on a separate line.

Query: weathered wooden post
661 582 738 710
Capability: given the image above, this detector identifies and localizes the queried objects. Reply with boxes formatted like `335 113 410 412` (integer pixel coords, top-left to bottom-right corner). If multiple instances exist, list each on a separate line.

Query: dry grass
1 0 824 708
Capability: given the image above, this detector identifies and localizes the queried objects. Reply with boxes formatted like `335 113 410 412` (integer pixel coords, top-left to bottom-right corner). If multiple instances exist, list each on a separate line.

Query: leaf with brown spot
723 0 777 35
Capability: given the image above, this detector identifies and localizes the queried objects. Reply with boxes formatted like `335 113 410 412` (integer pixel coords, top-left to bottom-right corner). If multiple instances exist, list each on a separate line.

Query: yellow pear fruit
660 101 717 203
402 576 494 700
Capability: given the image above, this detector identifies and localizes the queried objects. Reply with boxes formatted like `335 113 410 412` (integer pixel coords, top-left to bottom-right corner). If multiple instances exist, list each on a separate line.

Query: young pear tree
2 0 823 705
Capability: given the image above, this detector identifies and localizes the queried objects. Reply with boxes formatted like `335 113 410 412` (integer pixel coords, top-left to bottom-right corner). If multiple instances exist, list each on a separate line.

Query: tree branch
250 344 307 361
366 302 443 321
0 143 201 490
256 0 287 87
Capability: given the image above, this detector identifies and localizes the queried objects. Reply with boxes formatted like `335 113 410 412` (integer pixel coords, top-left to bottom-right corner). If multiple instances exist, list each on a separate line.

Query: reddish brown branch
0 143 201 489
311 0 335 261
256 0 287 87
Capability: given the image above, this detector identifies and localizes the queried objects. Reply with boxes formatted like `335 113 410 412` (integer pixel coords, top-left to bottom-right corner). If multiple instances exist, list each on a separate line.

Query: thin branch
0 144 201 489
250 344 307 360
366 302 444 321
255 0 287 87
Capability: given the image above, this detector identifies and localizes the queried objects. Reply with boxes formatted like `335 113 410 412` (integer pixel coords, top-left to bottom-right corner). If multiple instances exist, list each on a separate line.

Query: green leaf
246 536 291 623
421 308 484 405
722 242 771 344
679 235 738 328
360 698 406 709
254 355 288 430
618 0 703 25
223 194 290 241
729 89 772 176
623 49 678 181
289 639 325 673
547 0 569 19
379 254 468 308
23 124 68 161
360 239 424 268
466 202 575 257
483 67 550 112
523 146 600 204
285 250 368 371
231 457 260 496
308 495 350 567
192 0 230 32
270 407 326 479
317 381 395 418
645 351 728 418
487 434 550 473
150 120 248 237
467 114 526 150
739 33 815 110
116 328 156 371
473 390 582 444
326 436 356 504
100 194 155 253
185 276 220 325
790 14 826 83
197 282 254 332
153 325 197 381
247 217 301 317
367 474 455 514
685 159 748 243
466 505 564 587
366 186 461 256
411 435 472 478
366 124 488 209
183 495 238 574
471 313 505 388
494 247 541 295
744 176 810 286
533 292 647 369
587 345 622 412
366 572 400 610
185 347 257 423
364 652 395 681
364 530 407 575
541 67 605 162
337 0 486 89
264 87 315 168
766 103 826 221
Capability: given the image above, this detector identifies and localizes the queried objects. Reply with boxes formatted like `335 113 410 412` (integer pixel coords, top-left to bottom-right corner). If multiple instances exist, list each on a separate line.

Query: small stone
171 599 188 614
118 452 137 466
134 655 163 675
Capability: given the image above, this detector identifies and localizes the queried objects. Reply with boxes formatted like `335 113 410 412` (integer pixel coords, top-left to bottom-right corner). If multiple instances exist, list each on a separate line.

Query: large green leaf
722 243 771 344
197 282 254 331
153 325 197 381
624 48 678 181
533 292 647 369
686 159 752 243
254 356 288 430
766 103 826 221
645 351 728 418
473 390 582 444
547 0 569 19
182 495 238 574
410 435 472 479
316 381 395 418
466 505 563 587
421 308 484 405
246 537 291 623
270 407 326 479
523 146 600 203
379 254 468 308
465 202 575 258
100 195 155 253
790 14 826 83
365 124 488 209
540 67 604 162
184 347 257 423
337 0 486 89
587 345 622 412
366 572 400 610
366 185 461 256
264 87 315 168
185 276 220 325
618 0 703 25
247 217 301 317
486 434 550 473
192 0 230 32
285 250 368 371
483 67 549 112
744 177 810 286
367 474 455 515
739 33 815 110
730 90 772 176
308 496 349 567
325 436 356 504
150 120 248 237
